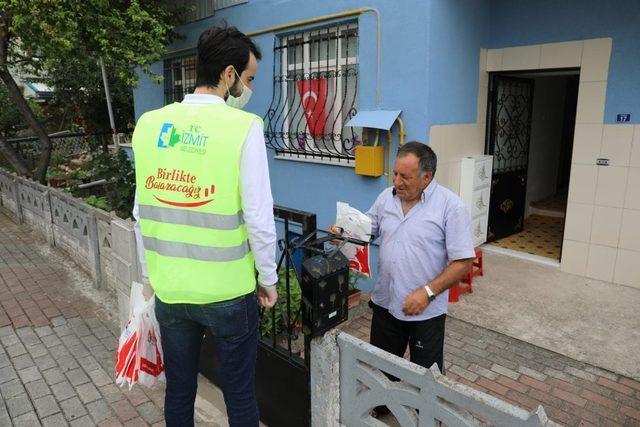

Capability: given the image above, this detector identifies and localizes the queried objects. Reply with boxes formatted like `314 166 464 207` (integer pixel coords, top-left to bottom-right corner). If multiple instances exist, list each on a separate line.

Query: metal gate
199 205 317 426
486 75 534 242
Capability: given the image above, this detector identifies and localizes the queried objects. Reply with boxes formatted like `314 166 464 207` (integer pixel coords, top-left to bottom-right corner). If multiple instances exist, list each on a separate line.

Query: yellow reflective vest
132 102 259 304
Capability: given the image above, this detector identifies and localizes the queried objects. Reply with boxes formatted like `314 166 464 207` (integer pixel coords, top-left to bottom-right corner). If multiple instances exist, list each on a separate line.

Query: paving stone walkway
342 307 640 427
0 212 172 426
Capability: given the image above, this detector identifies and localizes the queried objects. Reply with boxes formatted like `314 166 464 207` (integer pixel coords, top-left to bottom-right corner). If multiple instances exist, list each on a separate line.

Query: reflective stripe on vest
141 236 250 262
138 204 244 230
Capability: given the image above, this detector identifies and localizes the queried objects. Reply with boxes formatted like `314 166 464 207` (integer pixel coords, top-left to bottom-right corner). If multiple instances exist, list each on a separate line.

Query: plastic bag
114 281 165 389
336 202 372 279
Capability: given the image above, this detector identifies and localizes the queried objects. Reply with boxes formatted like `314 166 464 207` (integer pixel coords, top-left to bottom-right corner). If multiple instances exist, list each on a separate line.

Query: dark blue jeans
155 292 259 427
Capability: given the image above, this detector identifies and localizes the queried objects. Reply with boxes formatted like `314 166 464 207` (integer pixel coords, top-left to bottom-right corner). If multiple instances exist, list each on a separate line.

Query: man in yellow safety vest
132 26 277 427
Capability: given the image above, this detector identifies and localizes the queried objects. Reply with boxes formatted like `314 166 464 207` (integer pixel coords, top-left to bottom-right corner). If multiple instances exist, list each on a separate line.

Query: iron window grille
264 21 361 163
163 54 197 104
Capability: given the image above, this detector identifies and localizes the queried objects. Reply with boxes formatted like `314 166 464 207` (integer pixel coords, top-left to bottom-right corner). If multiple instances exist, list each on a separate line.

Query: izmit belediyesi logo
157 123 180 148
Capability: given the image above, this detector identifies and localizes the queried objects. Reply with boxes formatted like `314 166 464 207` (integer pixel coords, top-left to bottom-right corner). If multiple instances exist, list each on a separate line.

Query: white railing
310 330 558 427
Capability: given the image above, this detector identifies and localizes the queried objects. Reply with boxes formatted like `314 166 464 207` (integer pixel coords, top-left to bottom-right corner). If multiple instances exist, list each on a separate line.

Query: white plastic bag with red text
336 202 372 279
114 281 165 389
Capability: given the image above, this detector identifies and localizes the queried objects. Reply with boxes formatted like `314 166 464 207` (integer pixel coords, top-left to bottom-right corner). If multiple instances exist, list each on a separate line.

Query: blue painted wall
489 0 640 124
133 0 434 291
426 0 490 130
132 0 640 290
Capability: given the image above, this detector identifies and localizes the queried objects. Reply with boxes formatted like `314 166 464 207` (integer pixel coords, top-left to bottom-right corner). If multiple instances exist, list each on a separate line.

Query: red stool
468 247 483 279
449 248 483 303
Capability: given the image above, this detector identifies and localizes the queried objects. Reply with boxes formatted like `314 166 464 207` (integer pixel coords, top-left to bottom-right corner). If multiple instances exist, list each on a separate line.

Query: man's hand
402 287 429 315
141 277 154 301
257 285 278 308
328 224 343 235
328 224 344 245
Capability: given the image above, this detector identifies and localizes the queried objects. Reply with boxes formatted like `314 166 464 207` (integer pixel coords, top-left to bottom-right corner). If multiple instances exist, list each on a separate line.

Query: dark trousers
155 292 259 427
369 301 446 373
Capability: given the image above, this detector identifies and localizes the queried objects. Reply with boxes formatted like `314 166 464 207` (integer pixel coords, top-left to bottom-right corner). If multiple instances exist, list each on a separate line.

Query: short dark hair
397 141 437 177
195 25 262 88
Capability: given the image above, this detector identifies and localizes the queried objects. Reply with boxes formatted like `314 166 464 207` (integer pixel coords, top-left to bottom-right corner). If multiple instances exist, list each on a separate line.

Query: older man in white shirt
331 142 474 417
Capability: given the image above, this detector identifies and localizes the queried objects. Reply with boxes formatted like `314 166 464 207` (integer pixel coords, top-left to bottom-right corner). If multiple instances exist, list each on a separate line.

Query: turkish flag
296 79 328 139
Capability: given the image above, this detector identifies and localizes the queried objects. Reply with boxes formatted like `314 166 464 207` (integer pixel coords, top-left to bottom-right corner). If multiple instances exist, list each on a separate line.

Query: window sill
274 154 355 168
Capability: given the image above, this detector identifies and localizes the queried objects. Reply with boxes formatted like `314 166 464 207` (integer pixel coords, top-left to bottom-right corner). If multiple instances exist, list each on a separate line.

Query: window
163 55 196 104
264 22 361 163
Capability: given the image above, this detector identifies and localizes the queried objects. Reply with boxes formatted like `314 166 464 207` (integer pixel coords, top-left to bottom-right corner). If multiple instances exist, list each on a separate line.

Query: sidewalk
342 309 640 427
0 212 225 426
449 249 640 381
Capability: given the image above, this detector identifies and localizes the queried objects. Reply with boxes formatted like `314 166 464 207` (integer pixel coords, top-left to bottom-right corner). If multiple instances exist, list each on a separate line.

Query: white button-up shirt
133 94 278 287
367 179 475 321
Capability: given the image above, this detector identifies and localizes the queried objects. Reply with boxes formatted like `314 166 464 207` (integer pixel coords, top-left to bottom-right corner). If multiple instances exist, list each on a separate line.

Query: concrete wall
525 77 568 216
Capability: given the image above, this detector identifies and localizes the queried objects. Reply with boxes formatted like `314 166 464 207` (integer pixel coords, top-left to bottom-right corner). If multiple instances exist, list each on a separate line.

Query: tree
0 1 182 182
0 84 42 171
44 53 137 134
0 83 41 135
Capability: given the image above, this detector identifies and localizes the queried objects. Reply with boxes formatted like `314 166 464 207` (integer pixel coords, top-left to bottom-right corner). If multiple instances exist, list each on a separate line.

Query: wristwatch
424 284 436 302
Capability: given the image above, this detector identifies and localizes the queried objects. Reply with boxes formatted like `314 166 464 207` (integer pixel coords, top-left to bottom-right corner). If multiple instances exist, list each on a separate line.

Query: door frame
429 40 613 274
474 40 613 276
484 68 580 250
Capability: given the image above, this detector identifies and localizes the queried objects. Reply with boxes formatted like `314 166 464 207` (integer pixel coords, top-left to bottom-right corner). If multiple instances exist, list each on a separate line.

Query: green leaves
260 269 303 338
83 194 112 212
1 0 181 132
0 84 42 136
90 148 135 218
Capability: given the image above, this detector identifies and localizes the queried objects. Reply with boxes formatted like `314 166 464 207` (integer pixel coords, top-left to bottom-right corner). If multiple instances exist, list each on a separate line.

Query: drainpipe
384 118 406 186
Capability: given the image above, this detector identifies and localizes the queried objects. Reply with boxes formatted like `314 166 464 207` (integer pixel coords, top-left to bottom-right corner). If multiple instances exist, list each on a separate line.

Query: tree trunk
0 134 31 176
0 68 52 183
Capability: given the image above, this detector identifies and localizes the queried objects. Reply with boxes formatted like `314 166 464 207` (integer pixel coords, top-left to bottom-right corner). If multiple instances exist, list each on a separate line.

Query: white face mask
225 69 252 109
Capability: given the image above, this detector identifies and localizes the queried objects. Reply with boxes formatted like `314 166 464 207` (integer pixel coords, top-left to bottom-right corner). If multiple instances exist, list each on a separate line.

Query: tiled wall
563 124 640 289
430 38 639 289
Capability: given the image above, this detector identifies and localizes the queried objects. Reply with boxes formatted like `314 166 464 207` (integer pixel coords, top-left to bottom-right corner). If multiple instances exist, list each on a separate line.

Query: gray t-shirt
367 180 475 321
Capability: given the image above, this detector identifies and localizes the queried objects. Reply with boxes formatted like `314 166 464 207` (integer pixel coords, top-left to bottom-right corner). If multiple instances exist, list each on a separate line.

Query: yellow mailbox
345 110 404 185
355 145 385 177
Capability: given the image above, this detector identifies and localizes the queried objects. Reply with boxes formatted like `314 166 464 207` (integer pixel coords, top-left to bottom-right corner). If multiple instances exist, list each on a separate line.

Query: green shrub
83 195 112 212
260 268 302 338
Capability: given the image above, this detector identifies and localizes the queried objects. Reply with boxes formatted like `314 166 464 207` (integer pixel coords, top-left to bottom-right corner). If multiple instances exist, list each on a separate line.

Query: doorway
485 69 579 260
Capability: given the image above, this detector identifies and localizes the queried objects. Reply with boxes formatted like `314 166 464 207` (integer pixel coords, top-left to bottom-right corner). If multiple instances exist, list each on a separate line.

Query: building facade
132 0 640 291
